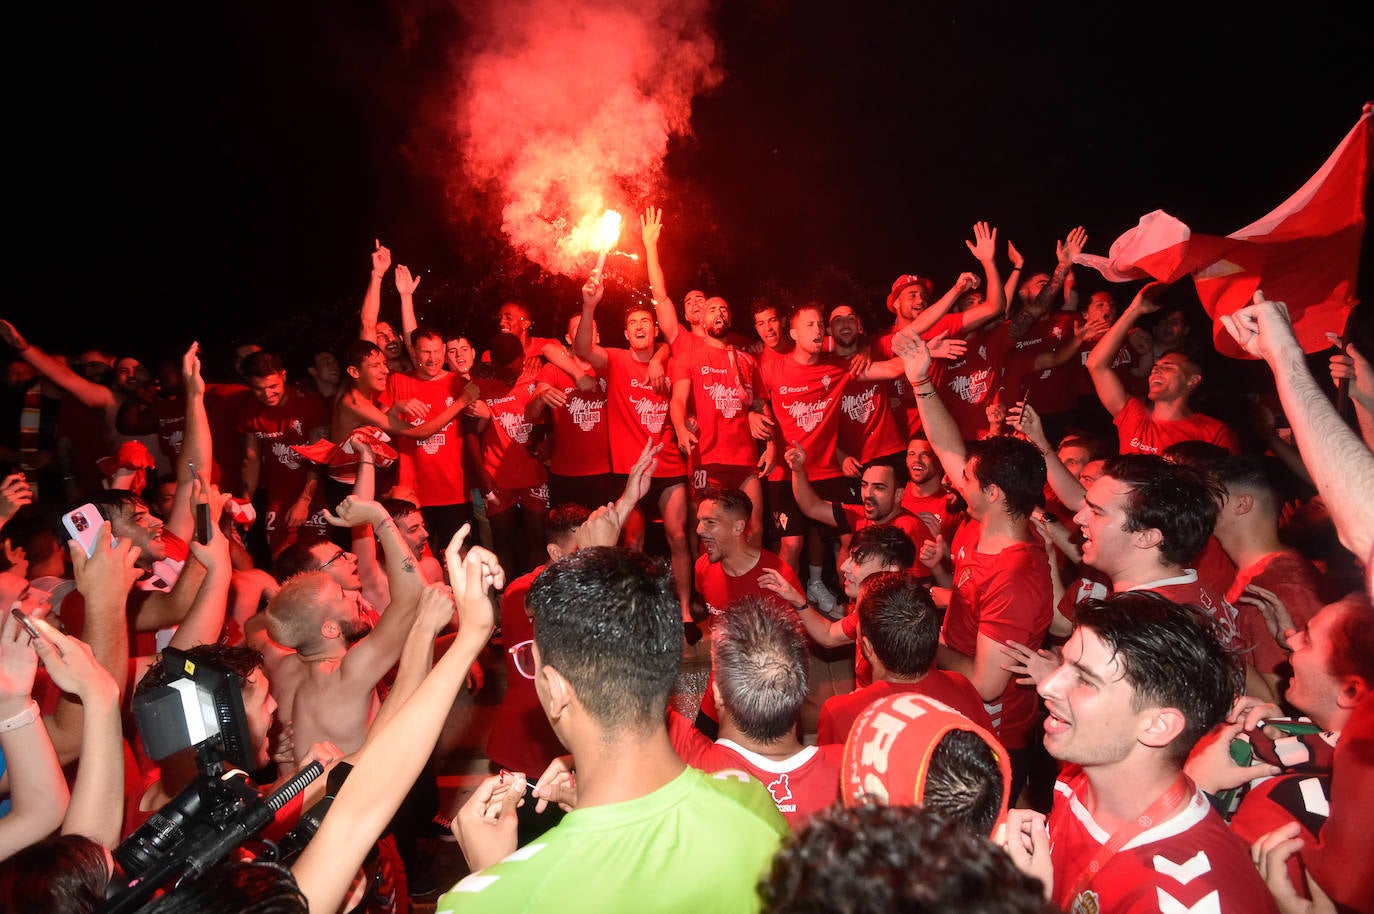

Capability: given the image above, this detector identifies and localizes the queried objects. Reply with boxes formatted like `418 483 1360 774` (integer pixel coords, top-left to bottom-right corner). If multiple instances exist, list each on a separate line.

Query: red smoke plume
453 0 722 276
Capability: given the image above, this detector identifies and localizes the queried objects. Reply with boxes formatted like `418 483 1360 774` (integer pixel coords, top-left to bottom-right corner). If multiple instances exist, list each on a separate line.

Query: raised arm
292 551 497 913
29 620 123 848
900 332 969 482
1009 400 1085 511
166 342 211 544
394 264 422 368
166 491 232 651
574 273 610 370
641 205 682 343
1032 315 1110 371
1007 227 1086 339
956 221 1008 334
0 611 69 859
1222 293 1374 562
358 240 391 343
327 498 426 685
0 321 115 411
1085 282 1162 418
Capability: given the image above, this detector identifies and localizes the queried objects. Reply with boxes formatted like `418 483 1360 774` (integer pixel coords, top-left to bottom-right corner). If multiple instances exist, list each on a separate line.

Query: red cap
886 274 934 313
96 440 156 478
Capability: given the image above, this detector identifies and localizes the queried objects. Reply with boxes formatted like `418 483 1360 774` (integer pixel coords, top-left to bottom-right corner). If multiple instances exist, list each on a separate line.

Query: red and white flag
1076 104 1372 359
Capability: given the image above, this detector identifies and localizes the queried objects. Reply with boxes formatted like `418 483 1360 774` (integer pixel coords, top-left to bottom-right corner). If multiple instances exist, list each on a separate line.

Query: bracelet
359 460 375 466
792 601 810 613
1010 265 1024 271
916 389 939 399
910 375 931 386
0 700 40 732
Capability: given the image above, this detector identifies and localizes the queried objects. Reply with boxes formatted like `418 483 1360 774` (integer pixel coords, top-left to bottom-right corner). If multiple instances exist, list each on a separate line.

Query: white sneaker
806 579 840 619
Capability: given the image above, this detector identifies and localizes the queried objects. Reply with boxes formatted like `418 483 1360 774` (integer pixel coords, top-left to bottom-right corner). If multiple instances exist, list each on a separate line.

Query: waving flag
1076 104 1371 359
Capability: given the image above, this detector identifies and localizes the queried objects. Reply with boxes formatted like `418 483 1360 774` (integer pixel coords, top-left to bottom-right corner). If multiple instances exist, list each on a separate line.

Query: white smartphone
63 503 114 556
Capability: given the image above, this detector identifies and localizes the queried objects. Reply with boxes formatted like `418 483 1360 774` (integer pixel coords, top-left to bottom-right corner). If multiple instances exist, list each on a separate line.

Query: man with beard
830 304 907 475
259 495 429 757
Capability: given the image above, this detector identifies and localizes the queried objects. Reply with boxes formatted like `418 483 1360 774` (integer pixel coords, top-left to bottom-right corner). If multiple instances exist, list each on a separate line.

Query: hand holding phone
63 503 113 557
195 502 214 544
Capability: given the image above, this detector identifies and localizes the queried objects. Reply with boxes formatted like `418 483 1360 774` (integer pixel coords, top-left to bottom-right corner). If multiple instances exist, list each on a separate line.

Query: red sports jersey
944 521 1053 749
874 314 965 433
601 348 686 477
534 362 611 477
1113 397 1240 456
836 375 907 464
816 674 992 747
678 344 761 468
929 325 1013 441
834 505 933 559
1049 767 1278 914
1130 570 1248 656
760 353 855 482
385 370 472 506
668 711 841 830
1003 312 1079 415
472 376 545 490
899 490 957 540
237 389 330 502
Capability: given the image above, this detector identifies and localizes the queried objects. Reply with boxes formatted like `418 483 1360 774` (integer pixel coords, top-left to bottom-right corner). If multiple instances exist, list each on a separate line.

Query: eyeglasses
319 550 348 570
508 639 536 680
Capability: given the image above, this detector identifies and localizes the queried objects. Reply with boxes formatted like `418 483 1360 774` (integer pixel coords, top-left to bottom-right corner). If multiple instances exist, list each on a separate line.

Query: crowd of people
0 205 1371 914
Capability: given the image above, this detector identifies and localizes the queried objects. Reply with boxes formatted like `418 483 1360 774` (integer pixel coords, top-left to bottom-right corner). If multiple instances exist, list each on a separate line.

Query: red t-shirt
485 566 564 775
1003 312 1079 415
1049 767 1279 914
385 370 472 506
1227 550 1325 677
835 376 907 463
834 505 932 580
236 389 330 503
668 711 841 830
874 314 964 434
534 363 611 477
1134 570 1248 656
472 376 545 490
761 354 856 482
601 348 686 477
816 674 992 747
678 344 761 468
930 325 1013 441
944 521 1053 749
1113 397 1240 456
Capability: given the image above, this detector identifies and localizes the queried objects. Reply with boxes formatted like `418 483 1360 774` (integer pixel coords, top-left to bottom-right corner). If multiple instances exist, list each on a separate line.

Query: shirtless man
257 495 430 758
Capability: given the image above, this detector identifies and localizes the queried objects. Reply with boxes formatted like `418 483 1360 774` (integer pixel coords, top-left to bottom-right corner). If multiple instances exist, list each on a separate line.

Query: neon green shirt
436 766 789 913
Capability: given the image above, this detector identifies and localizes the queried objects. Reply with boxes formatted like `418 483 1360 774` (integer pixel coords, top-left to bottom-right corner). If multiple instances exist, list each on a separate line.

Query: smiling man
1085 283 1239 456
1038 592 1276 914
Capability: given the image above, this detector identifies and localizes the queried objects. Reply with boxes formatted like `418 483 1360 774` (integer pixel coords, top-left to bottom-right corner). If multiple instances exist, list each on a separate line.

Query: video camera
101 648 322 913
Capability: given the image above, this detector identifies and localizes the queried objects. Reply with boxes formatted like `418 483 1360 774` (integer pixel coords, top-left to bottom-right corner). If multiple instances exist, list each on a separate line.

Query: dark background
10 1 1371 382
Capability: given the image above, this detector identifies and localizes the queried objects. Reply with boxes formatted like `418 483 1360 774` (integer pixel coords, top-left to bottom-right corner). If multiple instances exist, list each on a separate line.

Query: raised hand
1128 280 1168 317
394 264 421 296
370 239 391 279
582 273 604 309
1007 240 1025 271
640 205 663 249
1056 226 1088 264
783 443 807 473
964 221 997 262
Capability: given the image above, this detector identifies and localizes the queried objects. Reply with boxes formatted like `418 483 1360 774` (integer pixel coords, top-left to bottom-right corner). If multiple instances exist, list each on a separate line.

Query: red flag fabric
1076 105 1372 359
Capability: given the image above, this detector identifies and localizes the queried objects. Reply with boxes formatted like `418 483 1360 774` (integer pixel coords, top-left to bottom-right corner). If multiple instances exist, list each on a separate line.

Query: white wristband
0 700 40 732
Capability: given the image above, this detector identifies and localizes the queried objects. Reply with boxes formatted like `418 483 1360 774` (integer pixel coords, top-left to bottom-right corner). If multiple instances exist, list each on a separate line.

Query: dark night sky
11 2 1371 381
